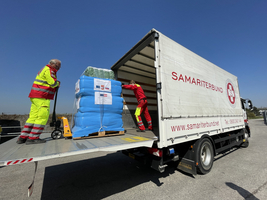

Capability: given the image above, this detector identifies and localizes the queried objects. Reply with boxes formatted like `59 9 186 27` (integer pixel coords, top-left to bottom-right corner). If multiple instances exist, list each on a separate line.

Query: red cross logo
227 83 235 104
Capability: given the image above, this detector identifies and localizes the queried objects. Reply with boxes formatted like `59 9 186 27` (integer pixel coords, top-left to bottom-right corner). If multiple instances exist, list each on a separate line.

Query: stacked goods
72 71 124 139
82 66 115 79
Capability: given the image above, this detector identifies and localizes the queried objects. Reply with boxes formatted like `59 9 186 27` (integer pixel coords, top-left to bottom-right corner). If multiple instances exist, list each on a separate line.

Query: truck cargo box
111 29 244 148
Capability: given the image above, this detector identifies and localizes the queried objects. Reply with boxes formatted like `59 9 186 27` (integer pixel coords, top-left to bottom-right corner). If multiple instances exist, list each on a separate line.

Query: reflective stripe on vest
35 79 58 87
31 87 55 95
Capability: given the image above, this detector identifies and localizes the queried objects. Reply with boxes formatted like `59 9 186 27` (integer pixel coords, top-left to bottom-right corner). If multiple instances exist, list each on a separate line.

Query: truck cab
241 98 253 136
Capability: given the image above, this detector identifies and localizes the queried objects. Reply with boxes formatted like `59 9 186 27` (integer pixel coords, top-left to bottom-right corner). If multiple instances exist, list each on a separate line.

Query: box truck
111 29 252 174
0 29 252 177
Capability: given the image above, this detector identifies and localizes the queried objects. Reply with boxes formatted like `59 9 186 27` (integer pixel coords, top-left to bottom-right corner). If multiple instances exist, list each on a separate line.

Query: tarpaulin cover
72 75 124 138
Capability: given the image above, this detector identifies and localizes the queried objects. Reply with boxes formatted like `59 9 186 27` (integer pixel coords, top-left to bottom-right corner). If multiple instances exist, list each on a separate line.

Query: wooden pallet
73 130 125 140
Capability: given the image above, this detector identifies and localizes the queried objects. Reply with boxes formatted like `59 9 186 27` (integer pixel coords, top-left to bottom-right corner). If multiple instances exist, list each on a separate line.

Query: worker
16 59 61 145
122 80 153 132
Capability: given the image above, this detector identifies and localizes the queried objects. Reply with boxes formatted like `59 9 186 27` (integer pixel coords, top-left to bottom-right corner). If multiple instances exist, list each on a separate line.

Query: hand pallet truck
50 88 72 139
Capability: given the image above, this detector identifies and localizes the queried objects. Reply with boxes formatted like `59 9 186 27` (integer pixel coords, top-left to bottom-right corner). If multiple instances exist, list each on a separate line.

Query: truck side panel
156 31 244 148
164 116 244 146
158 32 242 118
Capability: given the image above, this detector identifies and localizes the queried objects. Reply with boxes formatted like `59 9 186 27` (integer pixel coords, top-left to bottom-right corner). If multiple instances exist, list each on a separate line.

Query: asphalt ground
0 119 266 200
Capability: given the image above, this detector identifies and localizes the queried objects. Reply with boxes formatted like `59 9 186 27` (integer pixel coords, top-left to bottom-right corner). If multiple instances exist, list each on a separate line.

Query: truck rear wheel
196 138 214 174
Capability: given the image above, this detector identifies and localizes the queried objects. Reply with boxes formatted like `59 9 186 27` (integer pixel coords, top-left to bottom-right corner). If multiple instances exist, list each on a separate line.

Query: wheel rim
52 130 62 139
201 144 212 167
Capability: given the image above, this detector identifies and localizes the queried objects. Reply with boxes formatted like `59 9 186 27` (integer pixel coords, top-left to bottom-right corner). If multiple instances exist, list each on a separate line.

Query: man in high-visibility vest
17 59 61 145
122 80 153 132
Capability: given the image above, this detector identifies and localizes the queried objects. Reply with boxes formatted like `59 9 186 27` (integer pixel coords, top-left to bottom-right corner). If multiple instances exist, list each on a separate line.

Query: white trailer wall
156 31 244 147
158 32 243 118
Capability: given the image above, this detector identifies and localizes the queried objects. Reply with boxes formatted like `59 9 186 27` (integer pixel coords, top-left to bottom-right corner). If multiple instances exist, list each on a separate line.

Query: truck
0 29 252 178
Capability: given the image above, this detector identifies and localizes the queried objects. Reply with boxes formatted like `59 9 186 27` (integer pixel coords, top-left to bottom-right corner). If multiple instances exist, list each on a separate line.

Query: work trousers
135 99 152 131
20 98 50 140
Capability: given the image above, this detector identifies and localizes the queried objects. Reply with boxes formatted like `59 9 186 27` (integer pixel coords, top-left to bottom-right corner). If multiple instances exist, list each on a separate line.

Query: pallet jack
50 88 72 139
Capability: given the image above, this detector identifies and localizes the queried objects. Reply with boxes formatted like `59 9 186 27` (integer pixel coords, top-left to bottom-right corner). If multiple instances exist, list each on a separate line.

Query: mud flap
177 158 197 175
28 161 38 197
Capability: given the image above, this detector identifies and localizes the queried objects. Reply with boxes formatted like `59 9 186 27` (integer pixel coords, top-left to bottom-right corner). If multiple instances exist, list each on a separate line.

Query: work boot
26 138 46 145
136 129 146 132
16 137 27 144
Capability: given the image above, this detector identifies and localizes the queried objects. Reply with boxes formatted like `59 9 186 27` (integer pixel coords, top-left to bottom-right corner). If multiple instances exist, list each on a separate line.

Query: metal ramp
0 131 156 167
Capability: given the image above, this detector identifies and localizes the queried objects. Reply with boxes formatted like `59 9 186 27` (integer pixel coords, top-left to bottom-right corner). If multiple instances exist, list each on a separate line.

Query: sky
0 0 266 114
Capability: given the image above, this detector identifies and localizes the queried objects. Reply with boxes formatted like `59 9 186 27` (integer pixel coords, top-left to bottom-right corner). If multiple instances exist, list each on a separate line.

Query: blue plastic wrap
72 75 124 138
75 76 122 97
72 112 124 137
77 96 123 113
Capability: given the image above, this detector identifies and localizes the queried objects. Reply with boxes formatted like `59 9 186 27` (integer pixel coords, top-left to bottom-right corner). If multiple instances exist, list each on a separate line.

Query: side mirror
247 100 253 110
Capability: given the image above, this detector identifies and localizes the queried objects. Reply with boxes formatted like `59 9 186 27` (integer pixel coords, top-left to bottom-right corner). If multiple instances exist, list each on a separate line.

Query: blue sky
1 0 266 114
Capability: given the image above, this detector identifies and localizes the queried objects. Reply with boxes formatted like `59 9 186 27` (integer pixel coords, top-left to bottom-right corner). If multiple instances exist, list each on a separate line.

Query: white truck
111 29 252 174
0 29 252 177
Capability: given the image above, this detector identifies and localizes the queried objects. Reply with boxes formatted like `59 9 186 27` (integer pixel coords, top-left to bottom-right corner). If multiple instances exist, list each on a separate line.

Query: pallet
73 130 125 140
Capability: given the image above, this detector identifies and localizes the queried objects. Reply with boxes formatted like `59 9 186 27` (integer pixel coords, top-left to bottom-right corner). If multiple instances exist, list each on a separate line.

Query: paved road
0 119 266 200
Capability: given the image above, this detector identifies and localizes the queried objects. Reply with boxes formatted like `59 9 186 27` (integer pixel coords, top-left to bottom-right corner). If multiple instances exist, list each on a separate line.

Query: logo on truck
171 72 223 93
226 79 236 107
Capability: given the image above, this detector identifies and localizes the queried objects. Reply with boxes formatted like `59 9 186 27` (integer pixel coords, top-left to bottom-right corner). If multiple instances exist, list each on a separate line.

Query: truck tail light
148 148 163 157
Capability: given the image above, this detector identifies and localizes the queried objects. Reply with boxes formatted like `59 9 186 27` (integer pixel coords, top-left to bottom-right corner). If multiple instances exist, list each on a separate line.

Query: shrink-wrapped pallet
72 75 124 139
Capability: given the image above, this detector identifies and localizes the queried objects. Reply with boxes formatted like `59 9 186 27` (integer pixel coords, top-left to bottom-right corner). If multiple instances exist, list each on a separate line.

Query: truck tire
241 129 249 148
196 138 214 174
